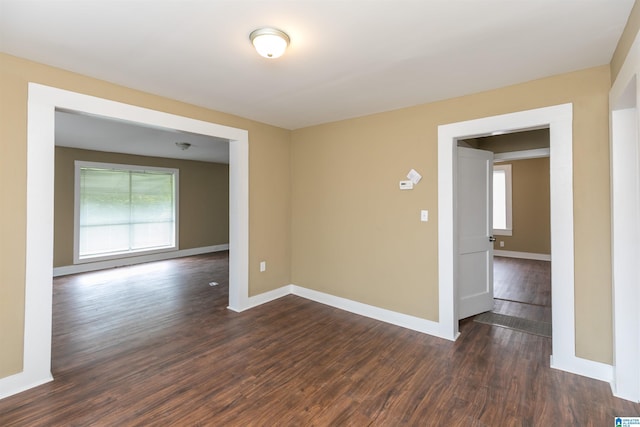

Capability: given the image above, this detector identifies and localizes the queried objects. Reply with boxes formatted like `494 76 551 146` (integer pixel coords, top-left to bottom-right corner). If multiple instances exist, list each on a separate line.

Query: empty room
1 0 640 425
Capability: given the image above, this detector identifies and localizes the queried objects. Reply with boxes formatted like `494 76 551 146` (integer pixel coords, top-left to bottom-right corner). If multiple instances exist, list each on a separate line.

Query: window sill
74 246 178 265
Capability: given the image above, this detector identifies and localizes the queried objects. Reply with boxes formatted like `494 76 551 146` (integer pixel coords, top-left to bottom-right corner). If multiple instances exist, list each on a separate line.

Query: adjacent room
52 110 231 277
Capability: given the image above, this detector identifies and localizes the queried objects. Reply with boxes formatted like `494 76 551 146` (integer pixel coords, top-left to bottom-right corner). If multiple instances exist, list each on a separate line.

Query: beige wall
611 0 640 83
493 158 550 254
291 65 612 364
0 53 292 378
53 147 230 267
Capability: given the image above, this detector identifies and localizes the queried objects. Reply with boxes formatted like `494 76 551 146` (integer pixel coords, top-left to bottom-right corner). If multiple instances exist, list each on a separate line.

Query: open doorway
50 110 234 375
52 109 231 275
458 129 552 334
610 73 640 401
436 103 602 381
11 83 249 397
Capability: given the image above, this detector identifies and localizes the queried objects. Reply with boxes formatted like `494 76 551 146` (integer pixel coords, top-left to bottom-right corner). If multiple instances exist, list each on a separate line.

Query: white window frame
73 160 180 264
493 163 512 236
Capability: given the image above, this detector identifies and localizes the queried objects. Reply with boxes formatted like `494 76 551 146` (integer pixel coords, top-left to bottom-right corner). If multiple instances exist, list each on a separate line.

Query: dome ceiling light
249 27 290 59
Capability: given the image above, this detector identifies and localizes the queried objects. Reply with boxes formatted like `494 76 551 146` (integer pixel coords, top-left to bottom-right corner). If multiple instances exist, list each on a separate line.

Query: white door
457 146 494 319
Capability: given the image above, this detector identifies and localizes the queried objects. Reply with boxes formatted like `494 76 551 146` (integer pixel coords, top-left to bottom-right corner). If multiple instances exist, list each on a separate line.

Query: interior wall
0 53 292 379
611 0 640 83
493 157 550 254
291 65 612 364
53 147 230 267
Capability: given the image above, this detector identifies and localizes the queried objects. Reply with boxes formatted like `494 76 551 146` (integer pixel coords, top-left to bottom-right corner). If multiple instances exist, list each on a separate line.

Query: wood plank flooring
1 252 638 426
492 256 551 323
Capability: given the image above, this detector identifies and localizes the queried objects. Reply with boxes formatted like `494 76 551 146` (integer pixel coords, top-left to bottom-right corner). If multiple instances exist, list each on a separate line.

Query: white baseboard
53 244 229 277
550 354 613 383
4 273 610 401
290 285 451 340
227 285 293 312
227 283 450 339
494 250 551 261
234 284 614 388
0 371 53 401
612 382 640 403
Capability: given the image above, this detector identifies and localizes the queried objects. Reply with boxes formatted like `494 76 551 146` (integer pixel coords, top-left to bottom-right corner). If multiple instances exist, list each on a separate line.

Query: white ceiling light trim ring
249 27 290 59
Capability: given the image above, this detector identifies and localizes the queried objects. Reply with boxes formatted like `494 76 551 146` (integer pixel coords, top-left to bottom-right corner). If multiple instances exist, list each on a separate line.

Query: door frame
438 104 611 382
0 83 249 399
609 28 640 402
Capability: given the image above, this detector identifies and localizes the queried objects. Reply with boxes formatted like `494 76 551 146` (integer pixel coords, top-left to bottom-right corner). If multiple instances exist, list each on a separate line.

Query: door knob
489 236 496 242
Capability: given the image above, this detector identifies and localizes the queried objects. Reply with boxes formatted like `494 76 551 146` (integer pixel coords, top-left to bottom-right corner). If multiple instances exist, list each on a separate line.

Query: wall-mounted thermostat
399 180 414 190
407 169 422 185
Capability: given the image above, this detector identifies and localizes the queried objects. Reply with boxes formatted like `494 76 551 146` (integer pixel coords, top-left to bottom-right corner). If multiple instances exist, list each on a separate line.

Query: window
493 164 512 236
74 161 179 262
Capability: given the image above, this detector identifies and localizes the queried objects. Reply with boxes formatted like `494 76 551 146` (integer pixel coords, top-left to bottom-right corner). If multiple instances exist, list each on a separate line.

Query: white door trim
0 83 249 400
438 104 610 382
610 27 640 403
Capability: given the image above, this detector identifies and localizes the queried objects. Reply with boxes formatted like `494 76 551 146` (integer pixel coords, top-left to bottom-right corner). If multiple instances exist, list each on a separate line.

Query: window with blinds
74 161 178 262
492 164 512 236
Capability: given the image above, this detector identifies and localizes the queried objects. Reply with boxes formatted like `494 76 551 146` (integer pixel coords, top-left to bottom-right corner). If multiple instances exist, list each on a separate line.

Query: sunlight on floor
74 261 174 286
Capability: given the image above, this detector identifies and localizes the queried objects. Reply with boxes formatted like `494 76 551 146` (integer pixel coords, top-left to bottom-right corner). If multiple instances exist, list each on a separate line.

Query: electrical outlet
260 261 266 272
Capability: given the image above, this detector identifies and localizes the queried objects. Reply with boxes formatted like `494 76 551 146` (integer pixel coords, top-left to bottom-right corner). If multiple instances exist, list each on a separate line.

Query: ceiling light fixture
175 142 191 150
250 27 290 59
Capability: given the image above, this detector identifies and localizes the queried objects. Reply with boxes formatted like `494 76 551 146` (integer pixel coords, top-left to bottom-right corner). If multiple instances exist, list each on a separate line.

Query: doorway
458 130 552 330
7 83 249 398
52 109 231 275
436 103 593 379
610 74 640 401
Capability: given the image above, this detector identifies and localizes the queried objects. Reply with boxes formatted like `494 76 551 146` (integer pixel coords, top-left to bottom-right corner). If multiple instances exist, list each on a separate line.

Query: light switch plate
421 210 428 222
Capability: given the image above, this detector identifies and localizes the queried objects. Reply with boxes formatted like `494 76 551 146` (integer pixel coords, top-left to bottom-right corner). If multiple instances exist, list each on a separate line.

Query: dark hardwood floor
1 252 638 426
492 256 551 323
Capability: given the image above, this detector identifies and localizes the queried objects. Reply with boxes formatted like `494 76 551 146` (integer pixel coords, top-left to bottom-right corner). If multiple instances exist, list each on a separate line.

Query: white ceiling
0 0 635 142
55 110 230 163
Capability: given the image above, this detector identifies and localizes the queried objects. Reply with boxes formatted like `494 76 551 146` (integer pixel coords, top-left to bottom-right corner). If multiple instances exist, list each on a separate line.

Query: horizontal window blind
492 164 512 235
78 165 177 259
493 169 507 230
